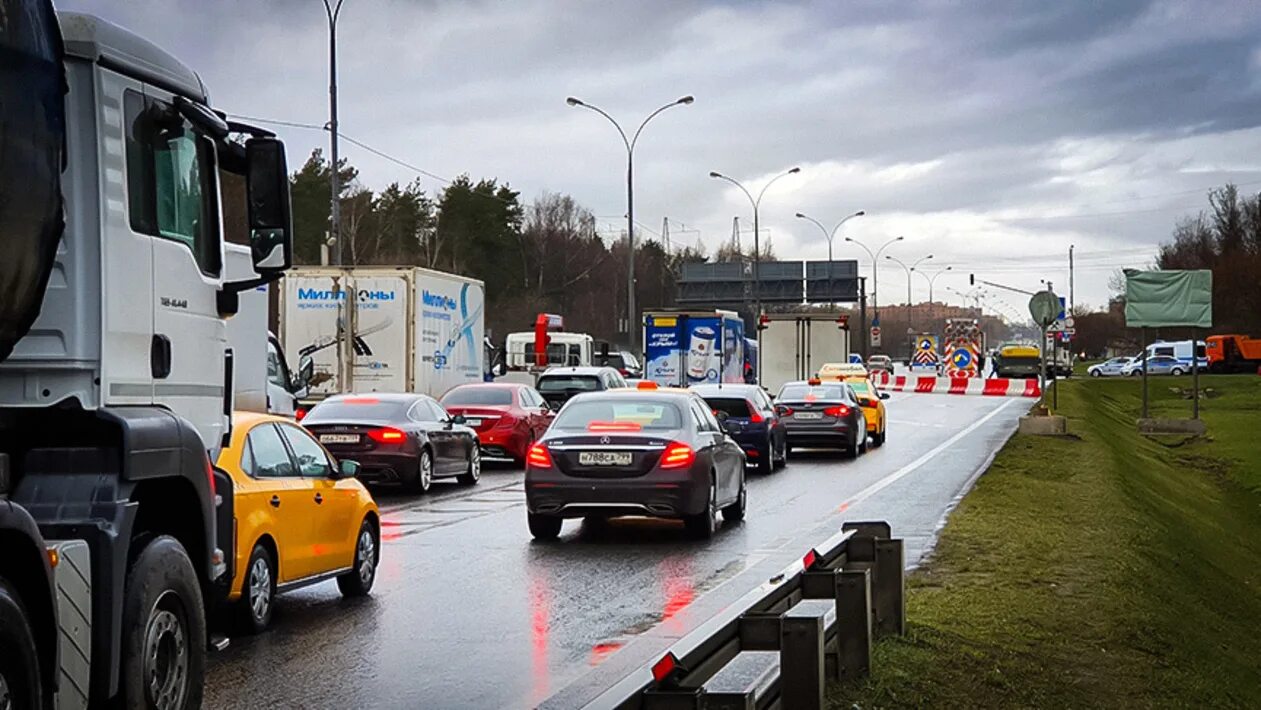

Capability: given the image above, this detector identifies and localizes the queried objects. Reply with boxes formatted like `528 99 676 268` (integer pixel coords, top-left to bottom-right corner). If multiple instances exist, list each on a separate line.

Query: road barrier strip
582 521 904 710
873 371 1041 397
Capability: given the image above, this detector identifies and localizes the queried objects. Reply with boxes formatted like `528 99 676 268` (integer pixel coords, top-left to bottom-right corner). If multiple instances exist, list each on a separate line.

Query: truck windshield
553 399 683 430
441 388 513 406
537 376 600 393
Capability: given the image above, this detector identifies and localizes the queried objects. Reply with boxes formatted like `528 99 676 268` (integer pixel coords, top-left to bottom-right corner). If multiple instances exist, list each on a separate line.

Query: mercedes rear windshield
552 398 683 430
441 387 514 406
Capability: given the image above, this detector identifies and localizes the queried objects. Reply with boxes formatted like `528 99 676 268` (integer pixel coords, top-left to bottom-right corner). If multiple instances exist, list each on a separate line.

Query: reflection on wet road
205 393 1023 709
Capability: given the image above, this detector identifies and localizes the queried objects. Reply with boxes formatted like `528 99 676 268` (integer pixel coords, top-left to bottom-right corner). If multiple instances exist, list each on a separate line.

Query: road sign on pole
871 326 882 348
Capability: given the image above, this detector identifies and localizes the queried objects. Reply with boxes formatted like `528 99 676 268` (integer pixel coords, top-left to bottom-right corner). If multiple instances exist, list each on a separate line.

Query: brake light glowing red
660 442 695 469
295 408 307 421
345 397 381 404
367 427 406 443
526 443 553 468
587 421 643 432
747 401 764 423
824 405 851 417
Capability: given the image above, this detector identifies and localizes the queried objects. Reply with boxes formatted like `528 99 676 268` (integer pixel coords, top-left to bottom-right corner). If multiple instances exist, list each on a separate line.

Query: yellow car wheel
337 518 378 598
238 543 275 635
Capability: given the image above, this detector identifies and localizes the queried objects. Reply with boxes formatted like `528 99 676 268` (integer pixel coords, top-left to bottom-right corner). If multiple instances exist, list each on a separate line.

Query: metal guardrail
582 521 905 710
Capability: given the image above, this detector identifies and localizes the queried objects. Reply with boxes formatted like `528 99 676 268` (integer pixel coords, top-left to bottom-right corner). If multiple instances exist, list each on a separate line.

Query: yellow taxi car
845 377 889 446
216 412 381 633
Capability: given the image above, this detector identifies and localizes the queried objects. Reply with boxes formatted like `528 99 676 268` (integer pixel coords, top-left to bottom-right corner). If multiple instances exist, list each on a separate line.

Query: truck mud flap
212 466 235 598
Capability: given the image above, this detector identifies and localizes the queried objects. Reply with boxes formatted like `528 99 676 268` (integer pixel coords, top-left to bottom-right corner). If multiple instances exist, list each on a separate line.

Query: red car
440 383 553 464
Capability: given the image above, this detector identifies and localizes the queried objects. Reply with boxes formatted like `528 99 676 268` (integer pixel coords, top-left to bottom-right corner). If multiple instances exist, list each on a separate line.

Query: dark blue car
691 384 787 474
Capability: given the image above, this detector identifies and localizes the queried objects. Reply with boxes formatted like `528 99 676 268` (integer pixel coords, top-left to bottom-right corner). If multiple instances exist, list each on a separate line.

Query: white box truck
757 313 852 394
280 266 485 401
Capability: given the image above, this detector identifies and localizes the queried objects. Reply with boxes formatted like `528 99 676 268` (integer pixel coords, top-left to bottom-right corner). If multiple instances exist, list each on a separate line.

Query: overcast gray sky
62 0 1261 315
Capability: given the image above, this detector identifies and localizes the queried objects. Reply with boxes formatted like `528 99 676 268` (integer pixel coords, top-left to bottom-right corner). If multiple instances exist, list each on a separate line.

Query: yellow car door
278 423 360 572
240 422 313 584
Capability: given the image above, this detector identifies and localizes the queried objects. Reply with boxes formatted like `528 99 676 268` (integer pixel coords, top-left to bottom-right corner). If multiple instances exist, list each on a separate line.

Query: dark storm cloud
54 0 1261 307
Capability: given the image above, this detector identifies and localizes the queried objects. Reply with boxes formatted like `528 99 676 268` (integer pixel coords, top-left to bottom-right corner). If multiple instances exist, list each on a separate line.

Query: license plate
795 412 823 420
579 451 633 466
319 434 360 444
465 419 482 428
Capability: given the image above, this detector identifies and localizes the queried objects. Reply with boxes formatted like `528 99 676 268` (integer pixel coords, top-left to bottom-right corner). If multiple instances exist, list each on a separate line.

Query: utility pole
1069 244 1075 314
323 0 345 266
568 95 693 351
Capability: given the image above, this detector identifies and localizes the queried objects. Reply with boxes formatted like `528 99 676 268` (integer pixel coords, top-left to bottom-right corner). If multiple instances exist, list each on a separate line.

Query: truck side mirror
246 138 293 272
294 354 315 393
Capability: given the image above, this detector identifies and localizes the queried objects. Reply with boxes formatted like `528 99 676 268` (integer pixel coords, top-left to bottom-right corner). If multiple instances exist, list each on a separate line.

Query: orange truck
1206 334 1261 373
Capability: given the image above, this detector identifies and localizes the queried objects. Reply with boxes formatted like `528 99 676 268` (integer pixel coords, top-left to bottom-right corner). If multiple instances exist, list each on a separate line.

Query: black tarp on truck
0 0 65 362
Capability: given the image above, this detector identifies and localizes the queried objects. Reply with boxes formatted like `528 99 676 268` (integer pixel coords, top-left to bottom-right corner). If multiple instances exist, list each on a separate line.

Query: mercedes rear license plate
795 412 823 420
579 451 633 466
319 434 360 444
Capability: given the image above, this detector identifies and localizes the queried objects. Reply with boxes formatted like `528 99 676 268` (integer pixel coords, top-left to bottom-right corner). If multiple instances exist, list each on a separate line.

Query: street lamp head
855 210 866 216
709 171 723 179
795 212 806 219
677 95 695 105
788 167 801 174
884 254 895 260
945 265 953 271
844 236 855 243
895 235 905 242
566 97 583 107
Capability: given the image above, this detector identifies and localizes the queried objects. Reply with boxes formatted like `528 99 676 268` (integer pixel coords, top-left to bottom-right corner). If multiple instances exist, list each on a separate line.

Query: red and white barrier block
878 374 1041 398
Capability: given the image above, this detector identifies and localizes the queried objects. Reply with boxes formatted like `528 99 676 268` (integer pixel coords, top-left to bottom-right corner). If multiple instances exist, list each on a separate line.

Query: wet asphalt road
205 391 1024 709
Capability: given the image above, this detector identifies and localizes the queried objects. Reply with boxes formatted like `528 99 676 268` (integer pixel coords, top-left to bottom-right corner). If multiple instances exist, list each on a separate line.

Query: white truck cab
0 7 294 708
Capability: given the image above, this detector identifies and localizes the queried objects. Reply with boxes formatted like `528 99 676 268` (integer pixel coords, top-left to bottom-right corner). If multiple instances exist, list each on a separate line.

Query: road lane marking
839 397 1018 511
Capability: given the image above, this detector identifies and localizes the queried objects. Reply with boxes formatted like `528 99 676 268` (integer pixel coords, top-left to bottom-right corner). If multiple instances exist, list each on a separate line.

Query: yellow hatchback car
217 412 381 633
846 377 889 446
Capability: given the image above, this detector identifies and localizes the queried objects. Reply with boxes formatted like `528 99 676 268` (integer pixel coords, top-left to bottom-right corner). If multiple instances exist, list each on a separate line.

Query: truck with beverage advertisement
279 266 485 401
757 313 852 394
643 310 746 387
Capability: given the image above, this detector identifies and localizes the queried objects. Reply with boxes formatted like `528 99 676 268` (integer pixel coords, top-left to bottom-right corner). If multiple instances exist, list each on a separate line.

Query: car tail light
526 443 553 468
295 408 307 421
775 405 793 417
367 427 406 444
587 421 643 432
747 401 764 423
660 442 695 469
824 405 851 417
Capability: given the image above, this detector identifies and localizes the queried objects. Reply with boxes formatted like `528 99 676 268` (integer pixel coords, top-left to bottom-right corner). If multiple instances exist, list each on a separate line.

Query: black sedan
524 388 746 540
302 393 480 493
775 380 868 458
691 383 787 474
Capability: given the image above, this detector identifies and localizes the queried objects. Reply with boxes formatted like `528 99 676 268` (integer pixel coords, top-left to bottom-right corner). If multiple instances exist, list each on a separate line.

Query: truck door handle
314 493 323 504
269 495 280 508
151 334 172 379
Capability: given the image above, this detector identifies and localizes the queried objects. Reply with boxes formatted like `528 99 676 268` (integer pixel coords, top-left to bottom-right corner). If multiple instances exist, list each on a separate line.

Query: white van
1140 340 1208 369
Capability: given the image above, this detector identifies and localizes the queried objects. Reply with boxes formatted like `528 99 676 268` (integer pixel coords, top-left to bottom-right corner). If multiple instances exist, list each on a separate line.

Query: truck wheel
337 518 379 597
0 579 44 710
237 543 276 634
120 535 205 710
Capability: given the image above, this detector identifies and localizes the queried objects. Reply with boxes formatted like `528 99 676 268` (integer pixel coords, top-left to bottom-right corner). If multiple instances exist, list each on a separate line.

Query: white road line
839 397 1018 512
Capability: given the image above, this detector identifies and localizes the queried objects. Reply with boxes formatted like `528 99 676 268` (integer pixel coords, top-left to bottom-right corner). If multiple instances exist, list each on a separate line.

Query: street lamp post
323 0 346 266
709 168 801 323
885 253 933 307
568 95 694 351
913 265 953 304
844 235 904 319
795 210 865 300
